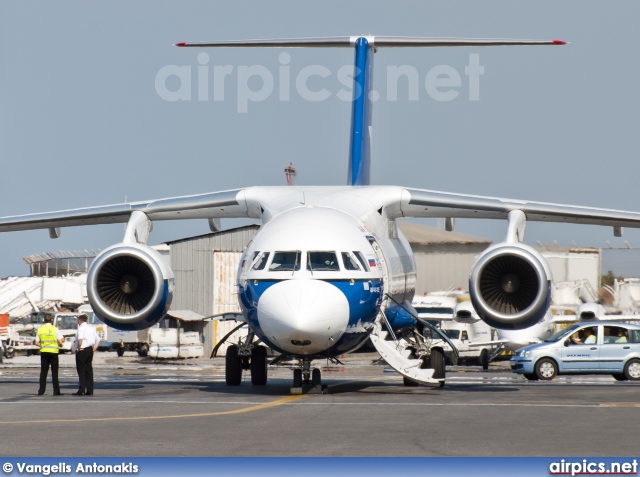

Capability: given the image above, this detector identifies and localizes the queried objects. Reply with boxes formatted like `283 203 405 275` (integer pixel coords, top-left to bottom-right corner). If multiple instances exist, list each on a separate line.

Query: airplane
4 35 640 390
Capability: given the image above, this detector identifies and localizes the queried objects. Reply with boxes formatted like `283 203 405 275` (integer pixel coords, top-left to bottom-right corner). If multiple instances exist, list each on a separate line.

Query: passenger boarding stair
369 296 459 386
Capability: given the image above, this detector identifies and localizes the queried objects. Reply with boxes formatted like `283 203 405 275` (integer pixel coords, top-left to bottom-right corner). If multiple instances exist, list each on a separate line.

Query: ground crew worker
35 314 64 396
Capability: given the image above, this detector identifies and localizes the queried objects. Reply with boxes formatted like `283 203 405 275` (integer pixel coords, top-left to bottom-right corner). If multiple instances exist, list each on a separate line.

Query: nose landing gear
291 359 325 394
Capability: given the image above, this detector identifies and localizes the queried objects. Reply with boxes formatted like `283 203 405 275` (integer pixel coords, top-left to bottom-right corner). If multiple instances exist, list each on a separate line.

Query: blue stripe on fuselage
239 279 382 355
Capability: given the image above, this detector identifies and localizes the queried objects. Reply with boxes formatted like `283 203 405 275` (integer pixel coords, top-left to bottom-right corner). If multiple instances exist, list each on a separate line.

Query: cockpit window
354 251 370 271
269 251 301 271
307 251 340 271
251 252 269 271
341 252 361 271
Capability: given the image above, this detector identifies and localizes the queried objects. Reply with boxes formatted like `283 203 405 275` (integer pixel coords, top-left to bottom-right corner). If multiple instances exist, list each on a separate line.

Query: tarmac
1 351 639 457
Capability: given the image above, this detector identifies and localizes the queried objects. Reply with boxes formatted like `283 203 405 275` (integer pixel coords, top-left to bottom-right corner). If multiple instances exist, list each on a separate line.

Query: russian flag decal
368 259 377 267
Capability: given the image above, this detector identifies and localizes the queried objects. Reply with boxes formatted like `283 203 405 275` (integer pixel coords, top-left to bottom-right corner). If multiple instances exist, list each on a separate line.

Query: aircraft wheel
250 346 268 385
623 359 640 381
613 373 628 382
293 369 302 387
429 349 446 387
535 358 557 380
225 345 243 385
479 349 489 371
311 368 321 386
523 373 539 381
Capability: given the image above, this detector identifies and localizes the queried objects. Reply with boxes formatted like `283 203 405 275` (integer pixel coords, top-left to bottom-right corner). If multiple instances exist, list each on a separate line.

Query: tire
311 368 321 386
623 359 640 381
535 358 557 380
613 373 628 382
4 347 15 360
431 348 446 387
250 346 268 385
116 347 125 357
293 369 302 387
523 373 539 381
403 376 419 387
138 344 149 358
479 349 489 371
225 345 243 385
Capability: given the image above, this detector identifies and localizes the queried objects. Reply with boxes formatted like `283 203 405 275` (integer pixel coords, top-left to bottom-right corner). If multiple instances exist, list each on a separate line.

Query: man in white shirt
73 314 100 396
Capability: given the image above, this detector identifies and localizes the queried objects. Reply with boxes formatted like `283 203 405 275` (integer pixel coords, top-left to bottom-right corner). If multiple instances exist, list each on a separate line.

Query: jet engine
469 242 552 330
87 243 174 331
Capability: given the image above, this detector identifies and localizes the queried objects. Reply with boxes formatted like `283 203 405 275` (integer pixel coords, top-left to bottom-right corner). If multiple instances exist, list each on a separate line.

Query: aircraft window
441 329 460 340
269 251 301 271
252 252 269 271
307 251 340 271
354 251 369 271
341 252 361 271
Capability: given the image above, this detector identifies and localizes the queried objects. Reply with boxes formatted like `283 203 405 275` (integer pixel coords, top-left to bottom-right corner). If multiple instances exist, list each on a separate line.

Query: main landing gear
224 330 268 386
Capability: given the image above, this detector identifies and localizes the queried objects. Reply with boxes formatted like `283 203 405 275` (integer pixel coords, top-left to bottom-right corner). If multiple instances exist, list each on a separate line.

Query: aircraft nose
257 279 349 355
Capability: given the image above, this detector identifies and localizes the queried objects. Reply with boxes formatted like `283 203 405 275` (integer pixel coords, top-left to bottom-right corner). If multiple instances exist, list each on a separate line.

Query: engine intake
469 243 551 330
87 243 174 331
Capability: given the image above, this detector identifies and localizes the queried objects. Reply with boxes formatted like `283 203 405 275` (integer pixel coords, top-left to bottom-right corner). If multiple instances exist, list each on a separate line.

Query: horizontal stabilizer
176 36 566 48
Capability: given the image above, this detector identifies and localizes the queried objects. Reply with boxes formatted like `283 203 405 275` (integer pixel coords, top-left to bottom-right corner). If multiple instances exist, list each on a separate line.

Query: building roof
165 224 260 245
397 220 492 246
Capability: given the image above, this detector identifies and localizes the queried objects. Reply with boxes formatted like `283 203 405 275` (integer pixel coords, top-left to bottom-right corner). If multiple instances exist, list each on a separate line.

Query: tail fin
176 36 565 186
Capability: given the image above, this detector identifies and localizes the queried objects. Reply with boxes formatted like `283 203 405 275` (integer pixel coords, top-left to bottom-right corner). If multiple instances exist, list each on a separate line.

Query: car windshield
545 323 582 342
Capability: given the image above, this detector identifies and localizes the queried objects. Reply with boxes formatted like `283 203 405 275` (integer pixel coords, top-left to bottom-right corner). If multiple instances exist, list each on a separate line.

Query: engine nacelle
469 242 552 330
87 243 174 331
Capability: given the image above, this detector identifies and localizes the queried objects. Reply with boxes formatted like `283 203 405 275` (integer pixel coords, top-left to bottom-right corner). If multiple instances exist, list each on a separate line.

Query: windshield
86 312 102 325
307 251 340 271
269 251 301 271
57 315 78 330
441 329 460 339
415 307 454 315
545 323 582 342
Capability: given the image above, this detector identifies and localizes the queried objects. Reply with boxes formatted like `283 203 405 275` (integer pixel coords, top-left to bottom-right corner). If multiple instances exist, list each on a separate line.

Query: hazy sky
1 1 640 277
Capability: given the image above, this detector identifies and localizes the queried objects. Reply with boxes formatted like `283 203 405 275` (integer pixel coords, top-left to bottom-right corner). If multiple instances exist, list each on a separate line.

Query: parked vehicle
510 322 640 381
77 305 150 356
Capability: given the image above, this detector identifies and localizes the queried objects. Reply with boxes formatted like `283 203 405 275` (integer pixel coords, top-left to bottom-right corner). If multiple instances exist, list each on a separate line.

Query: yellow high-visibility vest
37 324 59 354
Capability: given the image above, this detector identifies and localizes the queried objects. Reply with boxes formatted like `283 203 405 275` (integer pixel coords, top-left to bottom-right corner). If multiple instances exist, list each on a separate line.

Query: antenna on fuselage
284 162 296 186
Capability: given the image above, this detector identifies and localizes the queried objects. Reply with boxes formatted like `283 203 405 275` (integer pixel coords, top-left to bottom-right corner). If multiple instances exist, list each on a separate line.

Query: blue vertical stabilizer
348 37 374 187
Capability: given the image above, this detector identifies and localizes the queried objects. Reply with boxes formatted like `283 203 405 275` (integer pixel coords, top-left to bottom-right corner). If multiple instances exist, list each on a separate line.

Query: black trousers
75 347 94 394
39 352 60 394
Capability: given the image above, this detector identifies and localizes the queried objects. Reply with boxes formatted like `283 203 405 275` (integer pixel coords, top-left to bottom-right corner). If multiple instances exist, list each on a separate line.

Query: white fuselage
236 187 417 357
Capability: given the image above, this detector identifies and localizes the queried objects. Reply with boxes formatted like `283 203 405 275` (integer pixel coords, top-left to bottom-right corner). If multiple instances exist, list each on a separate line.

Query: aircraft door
368 239 388 297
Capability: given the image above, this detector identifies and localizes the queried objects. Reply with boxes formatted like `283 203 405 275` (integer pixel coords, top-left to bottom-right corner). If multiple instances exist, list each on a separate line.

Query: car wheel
612 373 628 382
523 373 539 381
535 358 557 380
623 359 640 381
4 347 15 360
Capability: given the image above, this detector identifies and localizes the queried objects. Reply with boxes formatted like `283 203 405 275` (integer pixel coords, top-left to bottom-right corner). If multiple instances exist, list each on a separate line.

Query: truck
412 293 498 369
77 304 150 357
25 311 82 353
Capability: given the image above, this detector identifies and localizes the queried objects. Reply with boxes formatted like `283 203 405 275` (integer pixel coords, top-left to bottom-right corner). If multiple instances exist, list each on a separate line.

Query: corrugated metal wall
169 226 259 357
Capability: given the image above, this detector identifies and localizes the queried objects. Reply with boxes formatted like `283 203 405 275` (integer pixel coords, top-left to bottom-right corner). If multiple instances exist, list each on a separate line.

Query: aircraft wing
393 188 640 229
0 189 254 233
